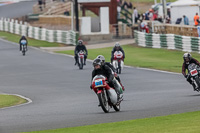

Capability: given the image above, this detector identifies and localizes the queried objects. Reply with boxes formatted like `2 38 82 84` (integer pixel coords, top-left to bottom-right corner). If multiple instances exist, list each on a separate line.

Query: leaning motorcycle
77 50 85 69
91 75 123 113
112 51 124 74
188 63 200 91
21 40 27 56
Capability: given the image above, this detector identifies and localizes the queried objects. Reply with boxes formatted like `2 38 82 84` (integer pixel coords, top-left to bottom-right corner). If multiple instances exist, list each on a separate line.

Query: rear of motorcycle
22 45 26 56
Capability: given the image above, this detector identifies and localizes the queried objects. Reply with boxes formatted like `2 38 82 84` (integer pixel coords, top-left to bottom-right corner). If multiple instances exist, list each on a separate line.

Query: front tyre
79 58 83 69
97 90 110 113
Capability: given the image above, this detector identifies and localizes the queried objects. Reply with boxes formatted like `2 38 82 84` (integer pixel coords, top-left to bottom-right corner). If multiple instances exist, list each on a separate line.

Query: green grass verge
0 94 27 108
57 45 200 73
23 111 200 133
0 31 62 47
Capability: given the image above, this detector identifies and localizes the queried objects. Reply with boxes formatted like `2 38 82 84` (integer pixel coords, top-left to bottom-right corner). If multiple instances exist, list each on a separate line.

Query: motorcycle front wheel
79 58 83 69
97 90 110 113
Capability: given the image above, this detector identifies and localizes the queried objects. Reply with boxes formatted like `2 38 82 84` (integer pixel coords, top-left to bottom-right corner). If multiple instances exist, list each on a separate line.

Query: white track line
0 93 32 110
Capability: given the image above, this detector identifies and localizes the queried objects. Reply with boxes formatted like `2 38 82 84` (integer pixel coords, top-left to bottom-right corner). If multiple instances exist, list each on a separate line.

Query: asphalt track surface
0 0 36 18
1 39 200 133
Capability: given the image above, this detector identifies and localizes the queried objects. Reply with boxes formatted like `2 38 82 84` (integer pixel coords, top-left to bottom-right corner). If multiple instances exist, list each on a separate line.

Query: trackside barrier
0 18 76 45
134 30 200 53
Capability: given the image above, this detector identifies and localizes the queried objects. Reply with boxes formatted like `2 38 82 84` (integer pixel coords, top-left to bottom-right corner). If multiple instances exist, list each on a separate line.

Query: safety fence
134 30 200 53
0 18 76 45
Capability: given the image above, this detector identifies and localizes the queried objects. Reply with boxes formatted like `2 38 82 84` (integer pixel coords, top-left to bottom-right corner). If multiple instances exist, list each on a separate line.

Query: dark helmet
78 40 83 45
93 58 102 67
183 53 191 63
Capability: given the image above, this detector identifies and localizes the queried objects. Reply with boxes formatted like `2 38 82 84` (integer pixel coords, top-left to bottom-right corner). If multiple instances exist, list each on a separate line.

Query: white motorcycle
188 63 200 91
112 51 124 74
77 50 85 69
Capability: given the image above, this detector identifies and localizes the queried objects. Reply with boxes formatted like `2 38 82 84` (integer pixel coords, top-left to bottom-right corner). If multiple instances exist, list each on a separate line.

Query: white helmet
183 53 191 60
97 55 105 62
115 42 120 47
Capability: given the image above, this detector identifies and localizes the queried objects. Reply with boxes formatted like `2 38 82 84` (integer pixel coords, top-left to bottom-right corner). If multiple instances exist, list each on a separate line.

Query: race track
1 2 200 133
0 39 200 133
0 0 36 18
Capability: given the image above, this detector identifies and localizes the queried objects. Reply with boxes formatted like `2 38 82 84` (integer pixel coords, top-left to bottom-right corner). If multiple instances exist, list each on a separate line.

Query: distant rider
19 35 28 51
97 55 125 91
74 40 88 65
111 42 125 63
182 53 200 90
91 58 123 99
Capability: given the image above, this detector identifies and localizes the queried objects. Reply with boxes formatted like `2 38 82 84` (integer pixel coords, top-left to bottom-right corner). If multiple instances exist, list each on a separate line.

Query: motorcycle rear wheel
195 77 200 89
113 104 120 112
22 49 25 56
97 91 110 113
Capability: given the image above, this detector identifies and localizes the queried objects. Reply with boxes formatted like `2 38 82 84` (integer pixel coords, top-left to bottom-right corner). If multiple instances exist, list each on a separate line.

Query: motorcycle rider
182 53 200 90
74 40 88 65
111 42 125 63
97 55 125 91
91 58 123 99
19 35 28 51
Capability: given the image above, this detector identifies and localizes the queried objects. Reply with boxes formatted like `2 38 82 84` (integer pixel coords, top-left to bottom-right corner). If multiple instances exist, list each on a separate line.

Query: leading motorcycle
91 75 123 113
112 51 124 74
188 63 200 91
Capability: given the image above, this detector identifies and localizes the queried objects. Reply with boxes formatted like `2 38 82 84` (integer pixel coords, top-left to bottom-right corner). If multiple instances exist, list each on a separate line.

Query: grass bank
0 94 27 108
57 45 200 73
23 111 200 133
0 31 63 47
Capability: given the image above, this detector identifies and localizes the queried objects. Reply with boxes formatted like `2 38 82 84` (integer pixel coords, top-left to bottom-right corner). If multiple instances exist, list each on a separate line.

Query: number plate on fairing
191 69 198 76
95 79 103 87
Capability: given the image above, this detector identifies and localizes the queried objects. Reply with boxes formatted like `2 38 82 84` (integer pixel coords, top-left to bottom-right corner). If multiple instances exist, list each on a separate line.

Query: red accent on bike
191 70 198 75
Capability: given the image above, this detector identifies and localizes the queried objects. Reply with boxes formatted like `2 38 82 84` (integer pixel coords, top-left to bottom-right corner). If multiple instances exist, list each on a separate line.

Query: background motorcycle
112 51 124 74
21 40 27 56
188 63 200 91
77 50 85 69
92 75 121 113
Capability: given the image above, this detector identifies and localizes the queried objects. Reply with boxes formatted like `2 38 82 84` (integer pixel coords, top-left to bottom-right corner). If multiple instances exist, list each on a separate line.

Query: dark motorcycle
21 40 27 56
188 63 200 91
91 75 122 113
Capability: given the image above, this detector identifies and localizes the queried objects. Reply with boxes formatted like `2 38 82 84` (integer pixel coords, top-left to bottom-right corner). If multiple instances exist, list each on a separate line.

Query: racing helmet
183 53 191 63
115 42 120 50
115 42 120 47
93 58 102 68
97 55 105 63
78 40 83 45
